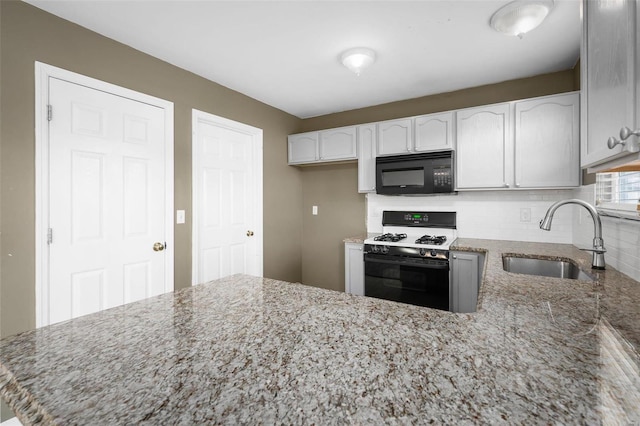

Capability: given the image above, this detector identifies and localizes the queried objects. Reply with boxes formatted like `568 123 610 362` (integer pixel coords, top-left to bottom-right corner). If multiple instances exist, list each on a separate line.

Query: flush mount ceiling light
490 0 554 38
340 47 376 76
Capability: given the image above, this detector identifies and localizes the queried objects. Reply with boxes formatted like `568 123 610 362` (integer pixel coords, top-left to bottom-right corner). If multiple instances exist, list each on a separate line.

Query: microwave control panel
433 165 452 191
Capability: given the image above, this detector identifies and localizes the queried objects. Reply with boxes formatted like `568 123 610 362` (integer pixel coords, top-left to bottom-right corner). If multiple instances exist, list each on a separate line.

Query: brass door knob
153 242 165 251
246 230 254 237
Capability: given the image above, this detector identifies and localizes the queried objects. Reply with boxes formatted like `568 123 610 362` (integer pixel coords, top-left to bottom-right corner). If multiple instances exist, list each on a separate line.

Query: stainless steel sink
502 256 594 281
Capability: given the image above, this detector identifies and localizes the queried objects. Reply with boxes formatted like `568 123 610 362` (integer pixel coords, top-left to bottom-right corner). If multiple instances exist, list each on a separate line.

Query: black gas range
363 211 457 311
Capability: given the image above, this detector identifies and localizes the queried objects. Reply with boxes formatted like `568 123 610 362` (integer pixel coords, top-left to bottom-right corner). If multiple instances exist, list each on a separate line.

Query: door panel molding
35 62 174 327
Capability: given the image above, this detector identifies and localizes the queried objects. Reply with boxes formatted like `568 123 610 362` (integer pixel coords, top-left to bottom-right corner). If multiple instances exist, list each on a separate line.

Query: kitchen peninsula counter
1 239 639 424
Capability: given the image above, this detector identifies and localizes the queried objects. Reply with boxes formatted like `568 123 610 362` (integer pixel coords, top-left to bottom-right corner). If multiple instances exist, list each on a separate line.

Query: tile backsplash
573 184 640 282
367 190 577 243
367 186 640 282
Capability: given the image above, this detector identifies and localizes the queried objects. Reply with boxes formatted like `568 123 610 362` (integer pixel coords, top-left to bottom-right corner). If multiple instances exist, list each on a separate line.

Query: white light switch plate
312 206 318 215
176 210 185 224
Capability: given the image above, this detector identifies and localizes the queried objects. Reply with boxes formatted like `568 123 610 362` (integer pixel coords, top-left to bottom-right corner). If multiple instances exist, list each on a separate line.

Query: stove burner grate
415 235 447 245
374 233 407 242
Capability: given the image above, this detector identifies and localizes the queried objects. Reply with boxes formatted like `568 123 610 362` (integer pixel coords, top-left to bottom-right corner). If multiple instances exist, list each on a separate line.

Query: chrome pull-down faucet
539 199 606 270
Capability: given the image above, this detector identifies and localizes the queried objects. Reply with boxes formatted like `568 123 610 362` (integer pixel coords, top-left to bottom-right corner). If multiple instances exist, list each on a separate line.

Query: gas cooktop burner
374 233 407 242
415 235 447 245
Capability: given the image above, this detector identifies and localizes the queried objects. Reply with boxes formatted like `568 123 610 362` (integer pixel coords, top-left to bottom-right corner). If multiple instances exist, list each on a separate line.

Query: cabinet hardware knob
620 126 640 141
153 242 165 252
247 230 254 237
515 183 520 188
607 136 626 149
503 183 510 188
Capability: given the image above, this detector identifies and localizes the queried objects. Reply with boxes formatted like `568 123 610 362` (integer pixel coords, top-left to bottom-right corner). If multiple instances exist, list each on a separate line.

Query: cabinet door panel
582 0 637 168
319 127 357 161
515 93 580 188
358 124 376 193
456 104 511 189
377 119 412 156
345 243 364 295
288 133 318 164
450 252 479 313
414 112 453 152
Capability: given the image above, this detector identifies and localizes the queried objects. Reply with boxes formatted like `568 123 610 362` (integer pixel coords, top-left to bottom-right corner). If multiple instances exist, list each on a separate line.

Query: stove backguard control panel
382 211 457 228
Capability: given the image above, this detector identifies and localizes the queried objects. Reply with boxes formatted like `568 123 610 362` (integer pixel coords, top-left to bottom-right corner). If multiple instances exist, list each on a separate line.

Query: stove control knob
419 248 427 257
371 245 379 253
430 250 438 257
380 245 389 254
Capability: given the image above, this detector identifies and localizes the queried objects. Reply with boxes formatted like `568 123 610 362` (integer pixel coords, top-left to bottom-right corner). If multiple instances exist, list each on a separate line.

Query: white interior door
36 63 174 326
192 110 263 284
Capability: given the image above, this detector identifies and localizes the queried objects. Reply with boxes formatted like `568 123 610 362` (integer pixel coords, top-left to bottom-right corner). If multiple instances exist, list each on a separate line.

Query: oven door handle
364 255 449 270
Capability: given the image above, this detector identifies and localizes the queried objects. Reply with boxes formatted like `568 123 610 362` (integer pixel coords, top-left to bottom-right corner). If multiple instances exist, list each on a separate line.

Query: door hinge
47 105 53 121
47 228 53 245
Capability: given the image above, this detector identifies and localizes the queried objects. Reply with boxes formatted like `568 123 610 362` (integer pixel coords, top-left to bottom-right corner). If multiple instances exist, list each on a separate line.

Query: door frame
191 109 263 284
35 62 175 327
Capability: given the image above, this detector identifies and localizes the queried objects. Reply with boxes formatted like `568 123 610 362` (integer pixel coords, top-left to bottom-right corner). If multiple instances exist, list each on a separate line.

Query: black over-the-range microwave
375 150 455 195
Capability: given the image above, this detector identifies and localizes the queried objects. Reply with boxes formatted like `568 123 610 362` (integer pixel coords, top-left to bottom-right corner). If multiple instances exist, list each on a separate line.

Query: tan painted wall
300 69 578 132
297 68 580 290
301 163 365 292
0 0 303 338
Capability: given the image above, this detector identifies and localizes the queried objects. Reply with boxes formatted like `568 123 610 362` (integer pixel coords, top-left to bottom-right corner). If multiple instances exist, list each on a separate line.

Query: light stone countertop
1 239 640 424
342 234 374 244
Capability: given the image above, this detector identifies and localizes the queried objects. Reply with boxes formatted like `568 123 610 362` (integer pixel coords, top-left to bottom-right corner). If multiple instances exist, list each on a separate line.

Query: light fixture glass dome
340 47 376 75
490 0 554 38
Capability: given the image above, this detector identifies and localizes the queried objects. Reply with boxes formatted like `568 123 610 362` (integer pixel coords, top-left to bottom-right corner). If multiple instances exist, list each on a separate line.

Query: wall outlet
312 205 318 215
520 208 531 223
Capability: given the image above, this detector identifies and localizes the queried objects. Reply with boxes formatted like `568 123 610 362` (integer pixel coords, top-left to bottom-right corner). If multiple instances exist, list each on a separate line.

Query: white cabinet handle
607 127 640 151
620 126 640 140
607 136 625 149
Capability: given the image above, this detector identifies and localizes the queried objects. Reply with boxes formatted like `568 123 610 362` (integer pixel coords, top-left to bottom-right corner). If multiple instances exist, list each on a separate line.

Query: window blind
596 171 640 219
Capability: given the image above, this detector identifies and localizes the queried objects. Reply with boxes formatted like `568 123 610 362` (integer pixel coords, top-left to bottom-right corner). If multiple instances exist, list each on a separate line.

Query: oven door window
364 255 449 311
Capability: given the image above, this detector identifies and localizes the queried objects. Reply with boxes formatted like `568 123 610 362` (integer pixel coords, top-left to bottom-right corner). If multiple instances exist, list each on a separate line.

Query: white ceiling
24 0 581 119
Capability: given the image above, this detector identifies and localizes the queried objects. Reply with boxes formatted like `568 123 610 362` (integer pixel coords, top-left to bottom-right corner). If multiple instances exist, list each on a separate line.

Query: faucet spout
539 199 606 270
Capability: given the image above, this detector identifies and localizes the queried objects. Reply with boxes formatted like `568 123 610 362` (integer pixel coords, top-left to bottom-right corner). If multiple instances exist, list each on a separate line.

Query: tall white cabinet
581 0 640 171
357 124 376 193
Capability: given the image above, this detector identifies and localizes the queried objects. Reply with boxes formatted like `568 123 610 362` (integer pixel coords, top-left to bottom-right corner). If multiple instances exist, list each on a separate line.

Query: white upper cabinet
376 118 412 156
288 126 357 165
357 124 376 193
376 114 452 156
456 103 512 189
414 111 453 152
514 93 580 188
288 132 318 164
456 93 580 190
581 0 640 171
319 127 357 161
